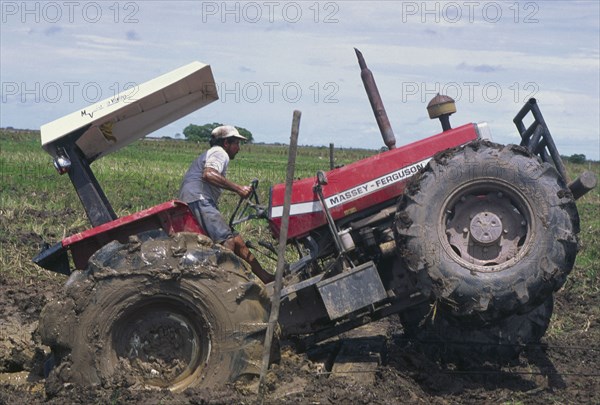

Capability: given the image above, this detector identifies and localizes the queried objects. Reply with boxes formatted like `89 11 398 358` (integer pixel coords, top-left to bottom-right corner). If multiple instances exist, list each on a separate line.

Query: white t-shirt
179 146 230 204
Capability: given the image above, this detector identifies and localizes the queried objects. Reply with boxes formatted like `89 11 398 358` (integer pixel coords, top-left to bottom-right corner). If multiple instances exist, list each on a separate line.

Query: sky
1 0 599 159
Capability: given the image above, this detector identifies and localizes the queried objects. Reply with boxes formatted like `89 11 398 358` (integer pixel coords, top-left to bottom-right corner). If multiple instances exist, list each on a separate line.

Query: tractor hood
40 61 218 161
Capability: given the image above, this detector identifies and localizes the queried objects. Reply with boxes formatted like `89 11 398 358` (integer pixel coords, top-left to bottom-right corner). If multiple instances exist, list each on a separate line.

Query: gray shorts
188 199 236 243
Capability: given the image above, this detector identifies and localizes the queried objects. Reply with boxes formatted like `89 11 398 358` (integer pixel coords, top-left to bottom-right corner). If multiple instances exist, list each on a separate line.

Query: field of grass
1 128 599 404
1 128 598 294
0 129 376 278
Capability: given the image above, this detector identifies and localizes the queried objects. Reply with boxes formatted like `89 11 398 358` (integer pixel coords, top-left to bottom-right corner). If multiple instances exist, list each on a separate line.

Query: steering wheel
229 179 265 228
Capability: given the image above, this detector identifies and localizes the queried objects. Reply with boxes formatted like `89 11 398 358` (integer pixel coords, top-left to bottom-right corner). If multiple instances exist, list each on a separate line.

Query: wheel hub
113 301 207 388
469 211 503 245
444 190 528 269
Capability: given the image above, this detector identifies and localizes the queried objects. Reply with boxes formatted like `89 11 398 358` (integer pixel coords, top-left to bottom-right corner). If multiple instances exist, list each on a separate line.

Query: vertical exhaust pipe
355 48 396 150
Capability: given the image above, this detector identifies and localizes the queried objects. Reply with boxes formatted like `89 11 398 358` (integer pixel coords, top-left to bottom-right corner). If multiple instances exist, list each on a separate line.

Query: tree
568 154 586 164
183 123 254 143
183 123 219 143
236 127 254 142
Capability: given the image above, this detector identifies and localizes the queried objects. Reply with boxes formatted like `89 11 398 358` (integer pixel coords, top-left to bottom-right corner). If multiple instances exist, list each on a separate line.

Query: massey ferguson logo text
327 158 431 208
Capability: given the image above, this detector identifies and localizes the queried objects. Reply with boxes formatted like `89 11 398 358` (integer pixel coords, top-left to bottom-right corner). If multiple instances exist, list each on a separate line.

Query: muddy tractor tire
39 232 270 392
400 296 554 362
395 141 579 323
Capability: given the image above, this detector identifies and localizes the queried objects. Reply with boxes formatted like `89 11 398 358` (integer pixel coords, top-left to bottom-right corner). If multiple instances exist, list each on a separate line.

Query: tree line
183 123 254 143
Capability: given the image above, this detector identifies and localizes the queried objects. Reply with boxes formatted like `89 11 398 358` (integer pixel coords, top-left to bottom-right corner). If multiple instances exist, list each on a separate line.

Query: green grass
1 129 598 293
0 129 376 278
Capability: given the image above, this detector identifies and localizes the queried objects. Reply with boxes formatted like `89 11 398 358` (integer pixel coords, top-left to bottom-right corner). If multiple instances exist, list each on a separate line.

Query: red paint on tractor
269 123 479 239
63 200 204 270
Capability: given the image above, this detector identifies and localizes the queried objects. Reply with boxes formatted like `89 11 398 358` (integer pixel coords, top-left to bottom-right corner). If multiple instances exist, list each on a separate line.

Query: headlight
475 122 493 141
53 154 71 175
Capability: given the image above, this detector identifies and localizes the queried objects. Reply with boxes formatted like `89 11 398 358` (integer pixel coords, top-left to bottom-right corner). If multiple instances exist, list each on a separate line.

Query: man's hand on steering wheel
229 179 262 228
237 185 253 199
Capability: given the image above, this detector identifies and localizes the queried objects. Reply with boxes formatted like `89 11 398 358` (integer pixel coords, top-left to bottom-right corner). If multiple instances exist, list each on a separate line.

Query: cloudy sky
1 1 599 159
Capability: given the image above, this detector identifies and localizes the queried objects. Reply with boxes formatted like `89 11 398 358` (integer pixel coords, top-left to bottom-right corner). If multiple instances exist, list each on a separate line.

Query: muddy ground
1 266 598 405
1 206 599 404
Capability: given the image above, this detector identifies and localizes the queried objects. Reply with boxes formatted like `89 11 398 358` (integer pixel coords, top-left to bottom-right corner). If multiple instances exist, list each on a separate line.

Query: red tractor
35 51 596 391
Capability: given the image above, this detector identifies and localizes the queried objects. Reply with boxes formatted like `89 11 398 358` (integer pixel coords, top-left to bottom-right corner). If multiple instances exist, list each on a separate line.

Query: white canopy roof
41 61 218 161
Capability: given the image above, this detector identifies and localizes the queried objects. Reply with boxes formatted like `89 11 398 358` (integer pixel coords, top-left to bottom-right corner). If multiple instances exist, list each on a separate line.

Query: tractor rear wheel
39 232 269 393
395 141 579 323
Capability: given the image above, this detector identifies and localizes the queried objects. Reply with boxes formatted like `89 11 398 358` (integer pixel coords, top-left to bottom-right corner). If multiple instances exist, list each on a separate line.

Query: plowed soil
1 267 598 404
1 199 599 404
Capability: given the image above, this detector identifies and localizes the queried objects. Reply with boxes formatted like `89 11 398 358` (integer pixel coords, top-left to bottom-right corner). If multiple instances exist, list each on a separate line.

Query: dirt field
1 136 598 403
1 263 598 404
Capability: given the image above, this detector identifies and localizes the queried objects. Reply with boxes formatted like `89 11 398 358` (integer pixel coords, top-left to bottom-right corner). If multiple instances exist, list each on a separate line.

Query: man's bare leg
223 235 274 284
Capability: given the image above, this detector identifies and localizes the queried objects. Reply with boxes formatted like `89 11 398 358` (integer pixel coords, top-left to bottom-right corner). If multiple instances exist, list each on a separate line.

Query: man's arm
203 168 252 198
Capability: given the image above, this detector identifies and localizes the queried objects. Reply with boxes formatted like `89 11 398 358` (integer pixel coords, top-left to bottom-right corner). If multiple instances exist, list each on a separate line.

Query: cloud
1 1 597 159
239 66 255 73
44 26 62 36
126 30 140 41
457 62 503 73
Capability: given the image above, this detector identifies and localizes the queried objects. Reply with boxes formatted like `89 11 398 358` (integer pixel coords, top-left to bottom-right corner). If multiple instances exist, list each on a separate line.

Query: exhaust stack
355 48 396 150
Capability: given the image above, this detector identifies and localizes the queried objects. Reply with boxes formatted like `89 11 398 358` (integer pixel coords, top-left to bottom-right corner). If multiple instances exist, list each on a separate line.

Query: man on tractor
179 125 274 283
